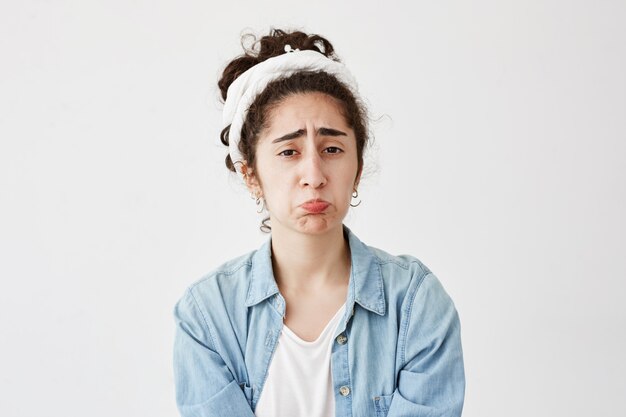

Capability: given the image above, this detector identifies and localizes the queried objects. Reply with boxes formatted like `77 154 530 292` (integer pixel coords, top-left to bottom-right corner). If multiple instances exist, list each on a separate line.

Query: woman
173 29 465 417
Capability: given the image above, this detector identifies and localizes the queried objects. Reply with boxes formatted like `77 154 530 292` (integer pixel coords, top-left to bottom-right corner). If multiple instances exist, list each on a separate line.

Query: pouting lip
300 199 331 214
301 198 330 205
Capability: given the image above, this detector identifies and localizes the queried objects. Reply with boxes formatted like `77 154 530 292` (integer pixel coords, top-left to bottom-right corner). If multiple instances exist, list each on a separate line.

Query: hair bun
218 29 337 101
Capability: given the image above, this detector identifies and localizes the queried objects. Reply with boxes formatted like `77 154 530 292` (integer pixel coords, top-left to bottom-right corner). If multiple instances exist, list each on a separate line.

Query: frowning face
245 92 361 237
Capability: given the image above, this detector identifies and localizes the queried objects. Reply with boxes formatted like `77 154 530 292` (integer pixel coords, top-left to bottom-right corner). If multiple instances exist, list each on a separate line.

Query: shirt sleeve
173 289 255 417
386 272 465 417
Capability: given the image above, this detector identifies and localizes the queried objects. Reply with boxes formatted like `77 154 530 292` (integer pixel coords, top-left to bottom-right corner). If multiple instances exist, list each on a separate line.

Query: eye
278 149 297 157
324 146 343 154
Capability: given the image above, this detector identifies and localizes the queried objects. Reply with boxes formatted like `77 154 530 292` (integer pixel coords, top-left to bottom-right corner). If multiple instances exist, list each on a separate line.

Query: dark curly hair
218 28 370 232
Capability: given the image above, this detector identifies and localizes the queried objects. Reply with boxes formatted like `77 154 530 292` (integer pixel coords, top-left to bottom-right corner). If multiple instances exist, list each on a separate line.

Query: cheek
341 160 359 188
259 174 289 209
335 172 357 206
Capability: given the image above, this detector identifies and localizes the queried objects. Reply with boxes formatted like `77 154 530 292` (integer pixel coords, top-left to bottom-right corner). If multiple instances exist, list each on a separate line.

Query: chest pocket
373 393 394 417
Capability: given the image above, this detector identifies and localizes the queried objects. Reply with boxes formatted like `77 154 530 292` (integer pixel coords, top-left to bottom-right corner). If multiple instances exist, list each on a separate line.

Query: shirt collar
245 235 279 307
345 225 386 315
245 224 386 316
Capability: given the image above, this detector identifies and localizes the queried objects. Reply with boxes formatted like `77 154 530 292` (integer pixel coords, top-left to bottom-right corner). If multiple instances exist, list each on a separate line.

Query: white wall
1 1 624 416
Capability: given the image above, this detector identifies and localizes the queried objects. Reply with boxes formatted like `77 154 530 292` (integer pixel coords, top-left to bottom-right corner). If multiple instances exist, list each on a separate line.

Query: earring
255 195 266 213
350 188 361 207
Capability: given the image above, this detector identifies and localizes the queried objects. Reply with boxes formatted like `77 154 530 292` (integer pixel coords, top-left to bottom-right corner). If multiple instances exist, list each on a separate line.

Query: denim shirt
173 225 465 417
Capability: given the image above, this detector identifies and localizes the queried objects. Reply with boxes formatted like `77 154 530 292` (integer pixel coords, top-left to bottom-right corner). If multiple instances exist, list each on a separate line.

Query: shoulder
174 248 256 317
189 250 254 291
365 243 455 312
367 243 433 285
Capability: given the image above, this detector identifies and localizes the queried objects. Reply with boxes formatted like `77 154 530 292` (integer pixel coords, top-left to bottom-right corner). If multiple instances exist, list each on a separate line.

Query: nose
299 150 327 189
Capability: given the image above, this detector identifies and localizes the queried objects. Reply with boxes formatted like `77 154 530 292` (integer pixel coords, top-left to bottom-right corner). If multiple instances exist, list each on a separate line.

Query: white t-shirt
254 304 346 417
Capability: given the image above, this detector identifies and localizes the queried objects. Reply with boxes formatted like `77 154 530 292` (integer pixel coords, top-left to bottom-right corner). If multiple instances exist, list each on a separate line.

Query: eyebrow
271 127 348 143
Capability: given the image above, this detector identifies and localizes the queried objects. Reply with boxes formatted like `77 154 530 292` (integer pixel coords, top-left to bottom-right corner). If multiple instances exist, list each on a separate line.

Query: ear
353 166 363 189
241 163 263 197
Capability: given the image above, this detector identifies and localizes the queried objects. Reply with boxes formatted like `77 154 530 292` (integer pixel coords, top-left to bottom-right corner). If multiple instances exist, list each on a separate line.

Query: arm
173 289 255 417
387 272 465 417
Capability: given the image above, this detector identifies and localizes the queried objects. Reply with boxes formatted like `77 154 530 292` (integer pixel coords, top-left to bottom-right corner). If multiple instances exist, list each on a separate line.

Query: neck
270 224 351 292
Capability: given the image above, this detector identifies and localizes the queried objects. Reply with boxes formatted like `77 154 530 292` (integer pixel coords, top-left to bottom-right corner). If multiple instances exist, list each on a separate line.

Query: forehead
264 92 349 130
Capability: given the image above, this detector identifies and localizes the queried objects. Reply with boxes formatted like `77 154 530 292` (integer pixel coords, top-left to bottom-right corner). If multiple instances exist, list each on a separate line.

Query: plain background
1 1 624 416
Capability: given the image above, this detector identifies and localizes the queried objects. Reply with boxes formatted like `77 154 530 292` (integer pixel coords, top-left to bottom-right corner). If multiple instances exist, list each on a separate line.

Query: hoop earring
255 196 266 213
350 188 361 207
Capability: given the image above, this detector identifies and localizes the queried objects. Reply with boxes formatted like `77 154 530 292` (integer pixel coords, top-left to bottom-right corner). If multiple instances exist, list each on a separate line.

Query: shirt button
339 386 351 396
336 334 348 345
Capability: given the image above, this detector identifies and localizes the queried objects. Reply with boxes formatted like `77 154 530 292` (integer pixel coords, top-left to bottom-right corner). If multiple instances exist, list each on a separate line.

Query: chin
270 210 348 236
294 214 342 235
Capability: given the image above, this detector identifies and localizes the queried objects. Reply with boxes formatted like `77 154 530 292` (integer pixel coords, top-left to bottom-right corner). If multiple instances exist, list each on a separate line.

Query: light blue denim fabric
173 225 465 417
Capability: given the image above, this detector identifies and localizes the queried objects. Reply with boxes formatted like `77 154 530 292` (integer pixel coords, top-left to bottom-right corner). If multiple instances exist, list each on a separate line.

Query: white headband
222 46 360 180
